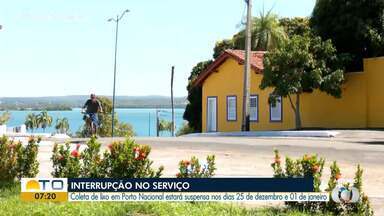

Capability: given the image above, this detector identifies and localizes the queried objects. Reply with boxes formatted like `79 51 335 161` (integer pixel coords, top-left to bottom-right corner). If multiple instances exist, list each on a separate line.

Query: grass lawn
0 183 332 216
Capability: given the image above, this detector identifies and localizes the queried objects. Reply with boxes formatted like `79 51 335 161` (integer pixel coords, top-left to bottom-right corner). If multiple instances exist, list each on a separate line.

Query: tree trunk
295 93 302 130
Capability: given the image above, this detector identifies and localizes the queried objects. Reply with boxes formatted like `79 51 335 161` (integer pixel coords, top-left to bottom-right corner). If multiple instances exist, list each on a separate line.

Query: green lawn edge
0 182 335 216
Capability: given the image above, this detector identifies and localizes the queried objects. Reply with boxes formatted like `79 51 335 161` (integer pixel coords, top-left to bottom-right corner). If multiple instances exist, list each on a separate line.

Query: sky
0 0 316 97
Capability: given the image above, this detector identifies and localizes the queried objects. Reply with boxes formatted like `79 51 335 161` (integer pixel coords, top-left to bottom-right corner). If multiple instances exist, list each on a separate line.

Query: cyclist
82 94 103 132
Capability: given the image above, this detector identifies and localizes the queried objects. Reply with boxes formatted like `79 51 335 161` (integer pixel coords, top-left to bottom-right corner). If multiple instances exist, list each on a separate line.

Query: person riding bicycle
82 94 103 130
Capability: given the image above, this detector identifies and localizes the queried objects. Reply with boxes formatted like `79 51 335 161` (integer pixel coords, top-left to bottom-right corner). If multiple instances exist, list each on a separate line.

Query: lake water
0 108 186 137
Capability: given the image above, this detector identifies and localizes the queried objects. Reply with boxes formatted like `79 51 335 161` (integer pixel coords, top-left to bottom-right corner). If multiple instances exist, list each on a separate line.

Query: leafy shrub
272 150 373 215
51 142 81 178
271 149 325 211
271 149 284 177
80 137 104 178
176 155 216 178
272 149 325 191
352 165 374 216
176 122 195 136
0 136 39 182
51 137 163 178
17 137 40 179
325 161 342 212
103 138 163 178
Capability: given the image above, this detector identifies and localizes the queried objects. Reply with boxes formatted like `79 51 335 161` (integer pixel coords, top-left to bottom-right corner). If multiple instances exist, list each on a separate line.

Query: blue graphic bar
68 178 314 192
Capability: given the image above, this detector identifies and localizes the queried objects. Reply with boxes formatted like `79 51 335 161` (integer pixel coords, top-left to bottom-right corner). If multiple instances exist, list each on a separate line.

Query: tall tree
279 17 311 37
213 12 287 58
183 60 212 132
260 34 345 129
311 0 384 71
213 39 235 59
232 11 287 51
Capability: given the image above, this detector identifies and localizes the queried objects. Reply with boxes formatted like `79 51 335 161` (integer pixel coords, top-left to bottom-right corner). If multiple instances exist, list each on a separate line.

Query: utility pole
108 9 129 138
148 112 151 136
241 0 252 131
170 66 175 137
156 109 160 137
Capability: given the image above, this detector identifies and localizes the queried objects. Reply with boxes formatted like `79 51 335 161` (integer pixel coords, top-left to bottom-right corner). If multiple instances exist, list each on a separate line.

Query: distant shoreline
0 107 73 111
0 106 186 112
0 95 187 111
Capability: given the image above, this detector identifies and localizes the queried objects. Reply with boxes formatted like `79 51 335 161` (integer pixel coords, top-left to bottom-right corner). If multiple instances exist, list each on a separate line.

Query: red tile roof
193 49 265 87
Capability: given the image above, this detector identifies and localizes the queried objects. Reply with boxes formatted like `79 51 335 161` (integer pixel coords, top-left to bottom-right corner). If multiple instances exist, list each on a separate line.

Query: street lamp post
108 9 129 138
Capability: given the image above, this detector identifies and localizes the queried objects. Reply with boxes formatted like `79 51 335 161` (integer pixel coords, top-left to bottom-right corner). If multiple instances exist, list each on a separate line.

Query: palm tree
55 117 70 134
158 120 172 136
25 113 38 132
0 111 11 125
37 111 53 132
233 10 287 51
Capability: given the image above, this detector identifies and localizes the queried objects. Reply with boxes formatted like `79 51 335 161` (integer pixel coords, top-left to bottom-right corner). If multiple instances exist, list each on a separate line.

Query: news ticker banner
20 178 329 202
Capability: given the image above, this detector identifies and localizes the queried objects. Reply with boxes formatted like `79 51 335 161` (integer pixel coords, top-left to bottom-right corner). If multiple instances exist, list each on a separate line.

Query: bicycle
81 111 99 137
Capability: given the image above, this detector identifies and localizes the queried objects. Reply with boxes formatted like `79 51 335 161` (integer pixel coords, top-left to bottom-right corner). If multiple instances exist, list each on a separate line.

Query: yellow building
193 49 384 132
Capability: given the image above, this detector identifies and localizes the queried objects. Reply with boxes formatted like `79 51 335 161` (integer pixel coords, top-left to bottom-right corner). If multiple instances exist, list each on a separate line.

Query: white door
207 97 217 132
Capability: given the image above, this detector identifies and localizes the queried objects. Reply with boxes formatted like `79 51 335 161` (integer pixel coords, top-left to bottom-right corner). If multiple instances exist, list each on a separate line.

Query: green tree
279 17 311 37
37 111 53 132
311 0 384 71
55 117 70 134
77 96 134 137
25 113 38 132
213 39 235 59
0 111 11 125
183 60 212 132
260 34 345 129
176 122 195 136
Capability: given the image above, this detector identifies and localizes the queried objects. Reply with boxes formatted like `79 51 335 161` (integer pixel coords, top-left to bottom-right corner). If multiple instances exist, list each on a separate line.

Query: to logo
21 178 67 192
331 185 360 203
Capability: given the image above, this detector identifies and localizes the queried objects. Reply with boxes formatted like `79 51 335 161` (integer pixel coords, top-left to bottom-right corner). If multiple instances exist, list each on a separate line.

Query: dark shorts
84 113 99 127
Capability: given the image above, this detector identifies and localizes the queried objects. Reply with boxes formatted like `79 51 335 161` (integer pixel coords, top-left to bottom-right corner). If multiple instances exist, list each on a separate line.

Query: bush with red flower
102 138 163 178
271 149 373 215
51 137 163 178
0 136 39 182
51 142 81 178
176 155 216 178
271 150 325 191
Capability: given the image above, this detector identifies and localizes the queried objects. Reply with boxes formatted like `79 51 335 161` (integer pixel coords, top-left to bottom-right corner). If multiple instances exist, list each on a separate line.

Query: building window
250 95 258 122
270 96 282 122
226 96 237 121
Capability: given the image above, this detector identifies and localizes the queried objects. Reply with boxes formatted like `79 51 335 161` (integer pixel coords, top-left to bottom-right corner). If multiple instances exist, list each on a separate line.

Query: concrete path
39 130 384 215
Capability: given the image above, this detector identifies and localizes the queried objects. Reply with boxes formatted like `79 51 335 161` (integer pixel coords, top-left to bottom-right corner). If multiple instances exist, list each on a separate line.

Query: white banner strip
68 192 329 202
